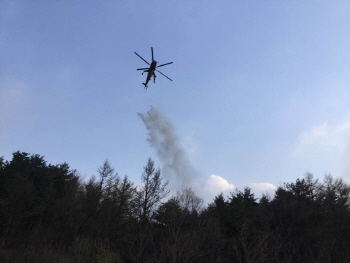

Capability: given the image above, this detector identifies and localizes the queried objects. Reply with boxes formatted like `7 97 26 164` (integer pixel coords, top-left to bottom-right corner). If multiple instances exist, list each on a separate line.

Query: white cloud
203 174 234 194
199 175 278 203
197 174 234 204
249 183 277 197
293 114 350 159
293 113 350 181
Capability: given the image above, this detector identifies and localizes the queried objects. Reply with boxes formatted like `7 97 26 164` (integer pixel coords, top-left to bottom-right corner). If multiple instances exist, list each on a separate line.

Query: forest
1 151 350 263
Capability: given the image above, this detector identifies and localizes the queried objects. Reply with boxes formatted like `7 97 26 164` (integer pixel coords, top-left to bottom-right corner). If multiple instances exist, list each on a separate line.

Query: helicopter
134 47 173 89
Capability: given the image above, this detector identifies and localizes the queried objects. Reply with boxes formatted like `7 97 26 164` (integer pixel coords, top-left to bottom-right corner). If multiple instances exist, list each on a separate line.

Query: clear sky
1 1 350 201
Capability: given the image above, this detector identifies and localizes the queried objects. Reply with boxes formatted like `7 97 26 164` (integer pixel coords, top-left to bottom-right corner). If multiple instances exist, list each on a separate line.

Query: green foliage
0 152 80 248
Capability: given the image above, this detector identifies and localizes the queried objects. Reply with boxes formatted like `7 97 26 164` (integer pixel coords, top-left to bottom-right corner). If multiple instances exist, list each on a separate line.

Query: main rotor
134 47 173 81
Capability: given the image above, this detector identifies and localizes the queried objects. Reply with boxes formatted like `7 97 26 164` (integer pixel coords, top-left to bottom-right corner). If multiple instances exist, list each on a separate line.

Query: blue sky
1 1 350 200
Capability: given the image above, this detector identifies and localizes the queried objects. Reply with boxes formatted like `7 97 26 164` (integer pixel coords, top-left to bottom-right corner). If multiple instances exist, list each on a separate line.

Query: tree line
1 151 350 262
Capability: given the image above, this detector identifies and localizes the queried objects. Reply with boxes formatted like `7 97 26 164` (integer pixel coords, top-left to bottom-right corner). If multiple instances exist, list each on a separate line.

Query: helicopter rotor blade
137 68 150 70
156 70 173 81
151 47 154 61
157 62 173 68
134 52 150 65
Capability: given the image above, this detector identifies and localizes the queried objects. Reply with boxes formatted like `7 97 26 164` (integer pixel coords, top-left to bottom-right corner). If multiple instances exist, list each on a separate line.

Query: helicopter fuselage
150 60 157 71
144 60 157 87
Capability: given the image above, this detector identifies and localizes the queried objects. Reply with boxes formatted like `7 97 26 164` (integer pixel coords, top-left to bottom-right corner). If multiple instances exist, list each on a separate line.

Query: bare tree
135 158 169 223
127 158 169 263
176 187 203 213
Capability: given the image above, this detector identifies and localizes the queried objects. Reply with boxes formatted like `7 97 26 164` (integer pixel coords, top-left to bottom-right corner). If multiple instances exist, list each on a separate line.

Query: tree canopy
1 151 350 262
